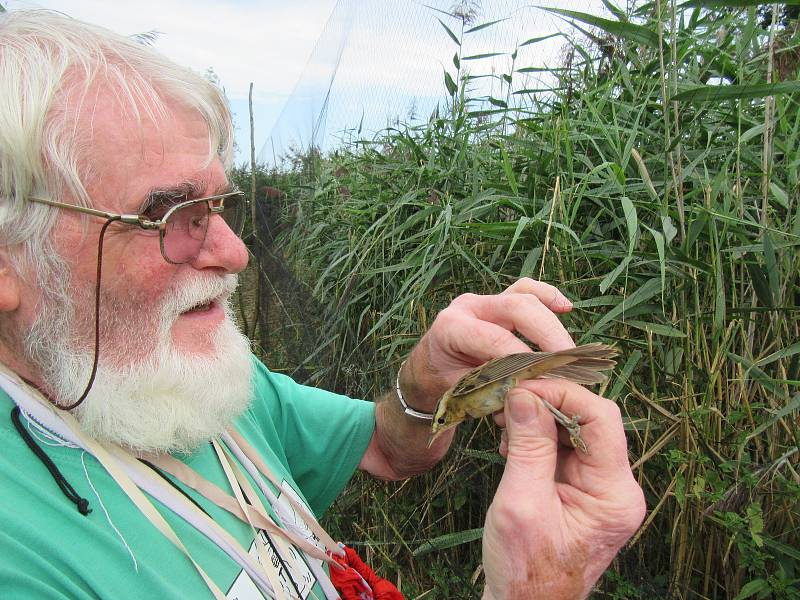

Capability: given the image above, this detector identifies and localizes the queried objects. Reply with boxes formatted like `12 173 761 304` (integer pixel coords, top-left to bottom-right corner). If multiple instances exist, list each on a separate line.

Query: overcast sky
5 0 340 162
4 0 606 164
4 0 338 97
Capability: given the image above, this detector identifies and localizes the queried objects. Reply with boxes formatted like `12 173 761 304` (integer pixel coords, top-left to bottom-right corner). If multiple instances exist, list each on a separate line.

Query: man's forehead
57 76 205 147
57 79 222 208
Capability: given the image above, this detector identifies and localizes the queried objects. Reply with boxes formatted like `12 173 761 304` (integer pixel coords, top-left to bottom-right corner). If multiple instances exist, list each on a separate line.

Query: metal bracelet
395 359 434 421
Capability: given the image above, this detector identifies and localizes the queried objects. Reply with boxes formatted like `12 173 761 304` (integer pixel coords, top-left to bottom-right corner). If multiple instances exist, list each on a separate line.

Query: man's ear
0 252 21 313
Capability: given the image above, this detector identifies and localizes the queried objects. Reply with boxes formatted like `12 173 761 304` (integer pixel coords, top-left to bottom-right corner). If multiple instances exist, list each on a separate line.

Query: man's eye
142 206 168 221
142 197 185 221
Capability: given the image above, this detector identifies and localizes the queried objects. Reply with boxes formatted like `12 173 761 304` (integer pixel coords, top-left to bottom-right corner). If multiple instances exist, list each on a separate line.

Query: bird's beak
427 425 448 449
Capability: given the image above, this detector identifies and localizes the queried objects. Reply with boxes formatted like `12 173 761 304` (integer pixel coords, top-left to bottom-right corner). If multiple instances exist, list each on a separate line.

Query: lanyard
211 439 290 600
0 367 341 600
218 433 343 599
224 428 342 559
143 448 335 565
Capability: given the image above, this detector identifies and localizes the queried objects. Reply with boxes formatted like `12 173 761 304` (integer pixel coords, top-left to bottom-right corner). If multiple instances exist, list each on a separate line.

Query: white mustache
162 274 239 316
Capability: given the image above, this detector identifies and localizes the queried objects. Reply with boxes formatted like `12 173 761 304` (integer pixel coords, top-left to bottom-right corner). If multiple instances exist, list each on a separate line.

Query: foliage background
232 1 800 598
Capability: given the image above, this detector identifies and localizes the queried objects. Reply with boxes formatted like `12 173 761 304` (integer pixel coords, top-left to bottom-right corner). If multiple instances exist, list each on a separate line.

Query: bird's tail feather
540 343 617 384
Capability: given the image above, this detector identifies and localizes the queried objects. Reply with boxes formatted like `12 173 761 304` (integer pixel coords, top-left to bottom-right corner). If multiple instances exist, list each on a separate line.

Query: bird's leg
541 399 589 455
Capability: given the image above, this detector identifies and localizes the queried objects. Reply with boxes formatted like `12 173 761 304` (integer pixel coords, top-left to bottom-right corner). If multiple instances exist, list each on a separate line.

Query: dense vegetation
234 1 800 598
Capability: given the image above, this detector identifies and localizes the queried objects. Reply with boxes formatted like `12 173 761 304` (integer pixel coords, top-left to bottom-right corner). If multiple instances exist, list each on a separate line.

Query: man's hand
482 381 646 599
359 278 576 480
400 278 575 419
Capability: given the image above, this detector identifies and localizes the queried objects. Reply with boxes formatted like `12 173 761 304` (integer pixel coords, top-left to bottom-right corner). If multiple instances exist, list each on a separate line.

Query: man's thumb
502 388 558 478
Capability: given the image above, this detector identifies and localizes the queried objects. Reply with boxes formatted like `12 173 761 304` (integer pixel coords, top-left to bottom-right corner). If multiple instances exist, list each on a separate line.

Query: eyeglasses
28 190 247 264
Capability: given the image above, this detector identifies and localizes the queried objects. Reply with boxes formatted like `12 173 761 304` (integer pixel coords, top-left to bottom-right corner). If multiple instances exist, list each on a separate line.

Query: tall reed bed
239 2 800 597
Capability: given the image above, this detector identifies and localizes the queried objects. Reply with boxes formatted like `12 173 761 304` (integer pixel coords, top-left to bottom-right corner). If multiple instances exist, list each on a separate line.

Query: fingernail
508 390 539 425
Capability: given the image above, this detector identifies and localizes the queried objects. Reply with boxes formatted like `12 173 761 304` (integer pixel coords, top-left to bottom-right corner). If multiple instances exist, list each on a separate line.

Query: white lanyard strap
142 450 334 566
211 440 290 600
215 440 339 600
107 444 277 597
222 431 344 600
223 429 342 557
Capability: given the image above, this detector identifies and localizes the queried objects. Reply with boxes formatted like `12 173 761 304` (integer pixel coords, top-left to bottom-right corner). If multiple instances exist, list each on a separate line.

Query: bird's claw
541 399 590 455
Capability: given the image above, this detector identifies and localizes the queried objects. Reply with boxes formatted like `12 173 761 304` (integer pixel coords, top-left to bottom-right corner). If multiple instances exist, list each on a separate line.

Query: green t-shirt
0 356 376 599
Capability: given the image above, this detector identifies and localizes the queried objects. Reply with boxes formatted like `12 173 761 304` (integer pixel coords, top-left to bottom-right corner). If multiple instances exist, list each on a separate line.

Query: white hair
0 10 234 277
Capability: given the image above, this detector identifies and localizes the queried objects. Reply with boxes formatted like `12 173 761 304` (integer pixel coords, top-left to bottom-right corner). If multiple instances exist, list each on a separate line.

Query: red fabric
329 545 404 600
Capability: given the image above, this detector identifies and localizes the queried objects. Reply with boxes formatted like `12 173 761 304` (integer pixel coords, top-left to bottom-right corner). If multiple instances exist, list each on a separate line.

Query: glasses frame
27 190 246 264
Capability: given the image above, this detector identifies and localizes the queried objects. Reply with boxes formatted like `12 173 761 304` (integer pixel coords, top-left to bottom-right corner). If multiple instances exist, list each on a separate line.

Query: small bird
428 343 618 453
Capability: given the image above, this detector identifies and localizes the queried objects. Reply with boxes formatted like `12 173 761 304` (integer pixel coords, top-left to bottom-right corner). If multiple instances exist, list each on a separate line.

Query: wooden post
249 82 257 235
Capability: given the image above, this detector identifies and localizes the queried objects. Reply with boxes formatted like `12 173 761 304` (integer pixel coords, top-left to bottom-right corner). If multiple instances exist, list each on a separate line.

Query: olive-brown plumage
429 343 618 451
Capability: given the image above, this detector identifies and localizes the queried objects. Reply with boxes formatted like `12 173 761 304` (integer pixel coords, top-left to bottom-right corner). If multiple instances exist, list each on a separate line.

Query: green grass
234 2 800 597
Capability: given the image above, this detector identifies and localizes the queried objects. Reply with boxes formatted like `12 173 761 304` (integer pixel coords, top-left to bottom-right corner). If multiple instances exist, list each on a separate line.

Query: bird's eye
437 417 446 424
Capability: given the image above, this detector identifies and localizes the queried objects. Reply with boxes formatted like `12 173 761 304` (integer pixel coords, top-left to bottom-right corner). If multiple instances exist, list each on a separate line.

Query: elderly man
0 10 645 600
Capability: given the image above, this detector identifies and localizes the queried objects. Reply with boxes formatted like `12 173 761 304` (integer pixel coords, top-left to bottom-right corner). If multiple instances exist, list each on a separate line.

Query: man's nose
190 212 249 273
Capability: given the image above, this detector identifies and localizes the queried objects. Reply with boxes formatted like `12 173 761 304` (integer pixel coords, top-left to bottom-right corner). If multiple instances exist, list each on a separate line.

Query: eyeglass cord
62 216 120 411
5 217 121 516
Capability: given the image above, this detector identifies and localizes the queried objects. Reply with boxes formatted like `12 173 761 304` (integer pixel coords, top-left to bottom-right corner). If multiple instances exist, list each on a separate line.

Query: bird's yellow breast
457 377 516 419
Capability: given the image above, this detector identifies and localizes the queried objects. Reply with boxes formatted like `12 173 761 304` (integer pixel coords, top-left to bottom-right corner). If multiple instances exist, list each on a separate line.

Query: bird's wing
451 344 618 396
451 352 558 396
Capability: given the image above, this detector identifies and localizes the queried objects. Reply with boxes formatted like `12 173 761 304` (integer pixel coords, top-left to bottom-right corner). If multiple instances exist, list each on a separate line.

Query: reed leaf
672 81 800 103
412 529 485 556
539 6 660 48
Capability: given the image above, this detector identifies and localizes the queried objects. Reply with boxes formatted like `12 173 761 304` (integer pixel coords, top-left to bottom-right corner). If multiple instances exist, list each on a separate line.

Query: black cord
137 458 212 519
11 406 91 516
63 216 120 411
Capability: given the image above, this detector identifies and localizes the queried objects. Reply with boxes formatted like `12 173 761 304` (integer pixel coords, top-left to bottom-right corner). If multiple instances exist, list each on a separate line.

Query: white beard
25 269 254 454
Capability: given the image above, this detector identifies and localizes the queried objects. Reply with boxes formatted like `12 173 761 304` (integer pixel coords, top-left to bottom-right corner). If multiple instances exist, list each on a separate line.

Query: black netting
243 0 606 392
259 0 602 165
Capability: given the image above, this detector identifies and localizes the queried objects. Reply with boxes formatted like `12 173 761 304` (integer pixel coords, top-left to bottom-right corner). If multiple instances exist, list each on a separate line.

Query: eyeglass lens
162 195 245 263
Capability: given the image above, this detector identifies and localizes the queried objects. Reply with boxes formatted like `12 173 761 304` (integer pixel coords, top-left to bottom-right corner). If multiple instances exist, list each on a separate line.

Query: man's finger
451 292 575 352
436 319 534 367
501 277 573 313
